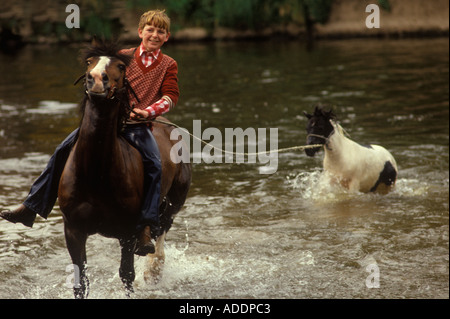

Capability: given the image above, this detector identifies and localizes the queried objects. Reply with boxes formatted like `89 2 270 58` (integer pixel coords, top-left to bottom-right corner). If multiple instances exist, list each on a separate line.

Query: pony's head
303 106 337 156
76 38 132 101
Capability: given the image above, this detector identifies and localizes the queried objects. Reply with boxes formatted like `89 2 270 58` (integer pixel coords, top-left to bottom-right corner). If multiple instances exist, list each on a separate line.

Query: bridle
74 71 141 118
305 118 343 151
74 72 138 98
306 132 333 151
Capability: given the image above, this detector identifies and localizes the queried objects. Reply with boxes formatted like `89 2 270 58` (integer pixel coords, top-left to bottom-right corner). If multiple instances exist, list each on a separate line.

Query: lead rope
133 117 324 157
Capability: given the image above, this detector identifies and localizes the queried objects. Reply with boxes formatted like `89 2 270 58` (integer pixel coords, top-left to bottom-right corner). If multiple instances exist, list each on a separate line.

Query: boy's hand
130 108 150 120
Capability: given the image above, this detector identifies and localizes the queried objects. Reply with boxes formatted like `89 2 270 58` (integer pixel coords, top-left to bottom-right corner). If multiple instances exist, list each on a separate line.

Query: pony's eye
86 60 91 66
118 64 125 71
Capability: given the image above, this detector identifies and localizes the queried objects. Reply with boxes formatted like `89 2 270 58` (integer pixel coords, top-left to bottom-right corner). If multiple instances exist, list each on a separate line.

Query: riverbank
169 0 449 41
1 0 448 47
314 0 449 39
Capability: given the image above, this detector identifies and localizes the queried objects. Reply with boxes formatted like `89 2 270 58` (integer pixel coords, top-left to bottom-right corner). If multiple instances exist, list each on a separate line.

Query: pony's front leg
144 231 166 283
64 225 89 299
119 238 136 297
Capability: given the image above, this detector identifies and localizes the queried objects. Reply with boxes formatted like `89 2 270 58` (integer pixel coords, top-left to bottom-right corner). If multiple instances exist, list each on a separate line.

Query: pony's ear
303 111 312 119
313 105 323 116
90 35 105 48
327 108 337 120
90 36 98 47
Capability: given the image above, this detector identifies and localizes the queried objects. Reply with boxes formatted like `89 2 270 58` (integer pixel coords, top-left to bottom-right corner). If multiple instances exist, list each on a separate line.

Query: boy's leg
122 125 162 255
0 129 78 227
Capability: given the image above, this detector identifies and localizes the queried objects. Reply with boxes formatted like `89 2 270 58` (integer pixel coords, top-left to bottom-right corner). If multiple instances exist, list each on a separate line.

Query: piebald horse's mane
312 106 351 138
331 120 348 138
313 106 336 119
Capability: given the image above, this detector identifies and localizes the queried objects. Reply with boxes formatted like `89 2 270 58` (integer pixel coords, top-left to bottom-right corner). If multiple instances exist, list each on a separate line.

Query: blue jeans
23 124 162 238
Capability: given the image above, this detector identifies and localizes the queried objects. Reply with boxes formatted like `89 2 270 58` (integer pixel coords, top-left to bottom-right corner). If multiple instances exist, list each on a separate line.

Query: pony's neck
76 98 121 175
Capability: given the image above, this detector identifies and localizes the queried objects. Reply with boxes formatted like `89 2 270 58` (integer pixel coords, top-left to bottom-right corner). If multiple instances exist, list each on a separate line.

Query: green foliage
128 0 213 30
212 0 281 30
79 0 123 39
126 0 334 31
40 0 334 40
303 0 333 24
377 0 391 12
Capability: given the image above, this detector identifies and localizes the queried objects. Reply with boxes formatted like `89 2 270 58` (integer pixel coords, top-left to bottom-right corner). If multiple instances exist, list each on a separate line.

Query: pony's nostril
102 73 109 82
87 73 93 80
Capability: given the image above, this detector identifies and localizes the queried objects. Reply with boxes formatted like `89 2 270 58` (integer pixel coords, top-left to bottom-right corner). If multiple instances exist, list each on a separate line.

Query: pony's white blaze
323 120 397 194
91 56 111 76
89 56 111 93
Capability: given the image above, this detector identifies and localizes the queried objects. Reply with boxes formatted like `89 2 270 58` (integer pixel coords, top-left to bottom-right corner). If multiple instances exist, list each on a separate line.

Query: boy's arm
145 62 179 118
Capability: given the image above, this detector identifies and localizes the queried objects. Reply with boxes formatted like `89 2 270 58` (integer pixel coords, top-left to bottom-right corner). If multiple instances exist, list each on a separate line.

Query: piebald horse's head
75 39 132 101
303 106 337 157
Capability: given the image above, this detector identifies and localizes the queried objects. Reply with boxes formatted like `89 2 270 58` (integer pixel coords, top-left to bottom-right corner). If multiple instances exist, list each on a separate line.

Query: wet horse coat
304 107 397 194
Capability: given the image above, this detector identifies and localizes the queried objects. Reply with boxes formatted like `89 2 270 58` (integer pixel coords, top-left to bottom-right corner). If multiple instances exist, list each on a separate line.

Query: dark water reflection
0 38 448 298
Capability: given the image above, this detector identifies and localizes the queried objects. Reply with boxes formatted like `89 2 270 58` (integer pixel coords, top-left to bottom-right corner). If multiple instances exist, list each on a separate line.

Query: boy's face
138 24 170 52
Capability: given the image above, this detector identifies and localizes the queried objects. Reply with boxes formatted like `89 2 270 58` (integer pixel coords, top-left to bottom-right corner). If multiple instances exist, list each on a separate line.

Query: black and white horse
304 107 397 194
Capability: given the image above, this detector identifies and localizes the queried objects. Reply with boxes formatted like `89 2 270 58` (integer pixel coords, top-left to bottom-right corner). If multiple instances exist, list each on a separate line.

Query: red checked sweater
121 47 179 118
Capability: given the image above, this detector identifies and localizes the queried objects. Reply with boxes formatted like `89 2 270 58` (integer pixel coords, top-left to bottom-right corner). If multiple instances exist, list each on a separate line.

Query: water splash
286 169 353 203
286 169 432 203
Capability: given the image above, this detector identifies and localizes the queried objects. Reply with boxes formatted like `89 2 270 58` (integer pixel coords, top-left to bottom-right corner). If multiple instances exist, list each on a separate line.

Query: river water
0 38 448 299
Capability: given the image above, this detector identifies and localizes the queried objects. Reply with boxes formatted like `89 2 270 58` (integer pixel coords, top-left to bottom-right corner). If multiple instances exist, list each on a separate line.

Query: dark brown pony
58 40 191 298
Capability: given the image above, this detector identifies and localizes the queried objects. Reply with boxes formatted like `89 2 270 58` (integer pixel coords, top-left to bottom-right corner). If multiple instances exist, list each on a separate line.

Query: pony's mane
81 39 133 66
313 105 337 121
332 121 345 136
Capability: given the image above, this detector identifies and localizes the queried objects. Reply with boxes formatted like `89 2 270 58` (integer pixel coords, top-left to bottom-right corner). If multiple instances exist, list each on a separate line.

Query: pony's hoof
134 226 156 256
134 242 155 256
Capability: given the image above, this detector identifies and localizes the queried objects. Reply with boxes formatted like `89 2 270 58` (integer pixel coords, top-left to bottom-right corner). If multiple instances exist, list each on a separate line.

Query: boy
0 10 179 256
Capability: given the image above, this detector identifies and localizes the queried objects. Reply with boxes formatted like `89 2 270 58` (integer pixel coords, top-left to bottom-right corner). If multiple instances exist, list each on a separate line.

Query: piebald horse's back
324 121 397 194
